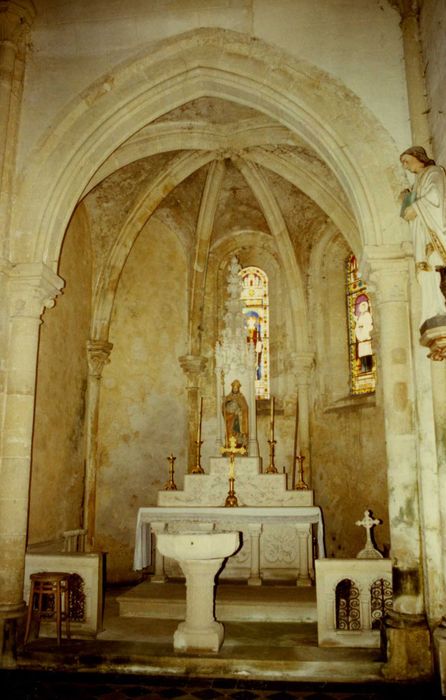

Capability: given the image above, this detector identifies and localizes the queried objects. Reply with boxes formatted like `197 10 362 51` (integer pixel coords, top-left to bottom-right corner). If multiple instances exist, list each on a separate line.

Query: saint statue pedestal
419 314 446 360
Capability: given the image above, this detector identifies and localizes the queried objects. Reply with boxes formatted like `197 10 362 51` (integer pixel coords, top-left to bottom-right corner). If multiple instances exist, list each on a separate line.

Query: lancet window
346 254 376 395
240 266 270 399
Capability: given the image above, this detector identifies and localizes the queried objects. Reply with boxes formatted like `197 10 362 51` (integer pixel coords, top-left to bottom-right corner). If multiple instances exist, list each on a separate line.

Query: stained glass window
346 253 376 395
240 267 270 399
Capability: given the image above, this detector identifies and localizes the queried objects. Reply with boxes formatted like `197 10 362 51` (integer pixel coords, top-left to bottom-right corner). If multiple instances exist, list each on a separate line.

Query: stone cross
355 509 383 559
221 436 246 478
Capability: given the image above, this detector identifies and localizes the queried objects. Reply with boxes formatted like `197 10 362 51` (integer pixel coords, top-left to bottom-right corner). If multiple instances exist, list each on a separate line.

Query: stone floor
1 670 442 699
12 584 443 698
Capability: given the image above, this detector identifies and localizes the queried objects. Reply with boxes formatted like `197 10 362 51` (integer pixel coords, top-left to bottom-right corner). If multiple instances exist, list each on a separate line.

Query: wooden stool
24 572 71 645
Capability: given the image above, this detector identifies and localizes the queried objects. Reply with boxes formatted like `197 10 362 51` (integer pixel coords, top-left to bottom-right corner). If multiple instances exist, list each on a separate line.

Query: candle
197 396 203 443
270 396 275 439
293 393 300 461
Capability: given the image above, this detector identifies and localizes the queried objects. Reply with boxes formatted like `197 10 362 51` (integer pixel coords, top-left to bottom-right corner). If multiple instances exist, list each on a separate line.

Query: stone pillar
179 354 207 472
365 250 433 679
0 1 35 190
83 339 113 548
0 262 63 660
294 352 314 486
296 525 311 587
396 0 431 149
247 523 262 586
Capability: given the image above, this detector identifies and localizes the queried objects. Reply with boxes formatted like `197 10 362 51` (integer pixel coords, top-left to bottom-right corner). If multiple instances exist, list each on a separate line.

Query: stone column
247 523 262 586
365 249 433 679
294 352 314 487
296 524 311 587
83 339 113 548
179 354 207 472
0 262 63 659
395 0 431 149
0 1 35 191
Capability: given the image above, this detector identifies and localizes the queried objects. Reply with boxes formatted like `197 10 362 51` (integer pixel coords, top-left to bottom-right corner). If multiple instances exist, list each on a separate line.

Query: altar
131 257 324 586
134 503 324 586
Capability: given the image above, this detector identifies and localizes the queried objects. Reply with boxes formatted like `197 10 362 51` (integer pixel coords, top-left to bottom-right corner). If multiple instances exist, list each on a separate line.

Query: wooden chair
24 572 71 645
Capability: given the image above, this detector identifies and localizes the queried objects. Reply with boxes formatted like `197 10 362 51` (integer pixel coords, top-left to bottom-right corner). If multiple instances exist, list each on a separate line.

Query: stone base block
383 625 433 681
173 620 224 652
433 626 446 695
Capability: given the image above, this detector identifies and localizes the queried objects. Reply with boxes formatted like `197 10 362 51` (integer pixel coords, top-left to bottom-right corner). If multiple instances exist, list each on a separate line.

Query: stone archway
10 27 406 269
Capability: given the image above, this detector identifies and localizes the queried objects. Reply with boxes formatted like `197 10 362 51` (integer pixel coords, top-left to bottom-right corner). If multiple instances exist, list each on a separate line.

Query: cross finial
355 509 383 559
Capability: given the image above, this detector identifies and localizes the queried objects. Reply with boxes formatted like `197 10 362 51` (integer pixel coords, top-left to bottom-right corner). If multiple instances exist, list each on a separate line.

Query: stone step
118 580 318 623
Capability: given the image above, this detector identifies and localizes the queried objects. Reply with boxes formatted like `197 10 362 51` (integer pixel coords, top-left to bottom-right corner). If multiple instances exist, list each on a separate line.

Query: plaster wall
310 234 389 559
19 0 410 175
28 206 92 544
95 217 188 582
419 0 446 164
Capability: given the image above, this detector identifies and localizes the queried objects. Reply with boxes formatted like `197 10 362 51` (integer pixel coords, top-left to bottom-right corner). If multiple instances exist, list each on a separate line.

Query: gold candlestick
292 393 299 488
265 395 278 474
294 454 309 490
191 396 204 474
191 439 204 474
164 453 178 490
221 436 246 507
265 437 278 473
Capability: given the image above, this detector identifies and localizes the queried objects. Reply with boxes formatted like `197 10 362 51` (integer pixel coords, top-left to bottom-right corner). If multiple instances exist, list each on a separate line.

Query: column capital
293 351 315 378
360 245 411 305
179 354 207 382
87 338 113 378
8 261 64 318
0 0 36 46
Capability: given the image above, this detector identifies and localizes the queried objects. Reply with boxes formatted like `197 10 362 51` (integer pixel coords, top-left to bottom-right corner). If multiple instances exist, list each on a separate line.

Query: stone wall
309 233 390 559
95 217 188 582
19 0 410 174
28 206 92 544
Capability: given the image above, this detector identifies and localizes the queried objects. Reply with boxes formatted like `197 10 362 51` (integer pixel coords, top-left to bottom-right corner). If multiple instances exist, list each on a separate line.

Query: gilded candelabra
265 396 278 473
163 453 178 490
294 455 309 490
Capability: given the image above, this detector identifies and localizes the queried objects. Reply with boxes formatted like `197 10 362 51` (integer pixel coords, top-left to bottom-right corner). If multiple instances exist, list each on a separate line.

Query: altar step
118 580 318 623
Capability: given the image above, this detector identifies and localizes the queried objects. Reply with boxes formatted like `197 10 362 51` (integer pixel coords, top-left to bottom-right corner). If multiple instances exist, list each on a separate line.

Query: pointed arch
12 28 406 269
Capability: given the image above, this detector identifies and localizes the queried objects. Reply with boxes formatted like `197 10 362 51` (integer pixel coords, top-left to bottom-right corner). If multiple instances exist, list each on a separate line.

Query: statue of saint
222 379 249 450
400 146 446 323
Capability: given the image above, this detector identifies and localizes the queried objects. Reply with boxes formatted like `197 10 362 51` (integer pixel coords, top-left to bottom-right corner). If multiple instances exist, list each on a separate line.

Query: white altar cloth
133 506 325 571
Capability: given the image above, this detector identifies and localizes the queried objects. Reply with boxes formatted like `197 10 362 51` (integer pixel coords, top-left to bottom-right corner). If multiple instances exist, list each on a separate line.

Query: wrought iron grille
335 578 361 630
370 577 393 629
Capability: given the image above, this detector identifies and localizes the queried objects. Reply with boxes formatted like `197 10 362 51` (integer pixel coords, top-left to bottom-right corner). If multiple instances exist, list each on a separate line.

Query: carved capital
293 352 315 383
8 261 64 319
361 245 410 305
87 339 113 378
0 0 36 46
179 354 207 382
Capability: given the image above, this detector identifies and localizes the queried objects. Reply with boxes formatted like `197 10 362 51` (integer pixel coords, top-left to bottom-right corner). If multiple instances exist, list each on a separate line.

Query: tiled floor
1 671 442 700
